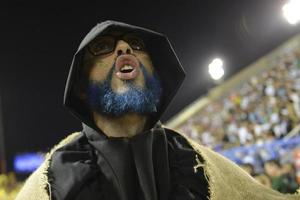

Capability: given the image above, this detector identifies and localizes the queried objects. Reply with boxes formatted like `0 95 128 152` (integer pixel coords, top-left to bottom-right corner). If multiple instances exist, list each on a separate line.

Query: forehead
105 30 124 37
93 30 143 40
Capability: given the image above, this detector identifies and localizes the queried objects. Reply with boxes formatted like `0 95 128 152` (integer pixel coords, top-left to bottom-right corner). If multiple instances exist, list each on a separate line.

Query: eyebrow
102 32 140 37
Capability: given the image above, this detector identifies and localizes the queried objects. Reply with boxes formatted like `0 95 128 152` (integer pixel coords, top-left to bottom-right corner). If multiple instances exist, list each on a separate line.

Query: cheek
135 52 154 75
133 70 145 88
89 56 115 82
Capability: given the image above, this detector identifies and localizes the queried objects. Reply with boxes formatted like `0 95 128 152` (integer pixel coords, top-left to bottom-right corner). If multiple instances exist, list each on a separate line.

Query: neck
92 112 148 137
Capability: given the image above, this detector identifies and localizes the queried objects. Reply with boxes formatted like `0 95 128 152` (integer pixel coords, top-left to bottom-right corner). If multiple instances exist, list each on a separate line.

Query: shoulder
163 126 200 149
48 131 86 153
162 127 210 199
163 126 214 155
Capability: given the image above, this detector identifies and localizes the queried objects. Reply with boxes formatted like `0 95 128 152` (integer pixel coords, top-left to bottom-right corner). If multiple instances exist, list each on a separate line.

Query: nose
115 40 133 56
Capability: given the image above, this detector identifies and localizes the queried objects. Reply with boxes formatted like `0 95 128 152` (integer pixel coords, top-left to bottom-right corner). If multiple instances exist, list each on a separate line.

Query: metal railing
284 124 300 139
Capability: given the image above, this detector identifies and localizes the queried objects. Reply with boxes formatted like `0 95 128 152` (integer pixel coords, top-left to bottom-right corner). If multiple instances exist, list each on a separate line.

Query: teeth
120 65 133 71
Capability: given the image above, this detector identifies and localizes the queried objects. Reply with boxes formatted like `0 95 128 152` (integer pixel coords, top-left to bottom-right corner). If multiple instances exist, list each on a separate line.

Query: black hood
64 20 185 131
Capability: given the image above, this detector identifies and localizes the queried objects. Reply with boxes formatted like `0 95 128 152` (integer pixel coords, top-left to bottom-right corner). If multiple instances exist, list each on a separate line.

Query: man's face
82 32 162 116
264 162 280 177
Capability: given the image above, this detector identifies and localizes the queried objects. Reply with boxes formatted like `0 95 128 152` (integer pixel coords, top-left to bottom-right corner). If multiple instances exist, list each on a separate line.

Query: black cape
51 20 207 199
49 20 207 199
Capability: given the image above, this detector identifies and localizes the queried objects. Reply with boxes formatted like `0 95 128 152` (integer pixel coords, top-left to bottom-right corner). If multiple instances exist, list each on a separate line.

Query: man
16 21 300 200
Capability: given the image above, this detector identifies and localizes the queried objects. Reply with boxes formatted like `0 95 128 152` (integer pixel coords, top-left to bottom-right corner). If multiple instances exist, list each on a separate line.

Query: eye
125 35 146 51
88 36 115 56
94 42 110 52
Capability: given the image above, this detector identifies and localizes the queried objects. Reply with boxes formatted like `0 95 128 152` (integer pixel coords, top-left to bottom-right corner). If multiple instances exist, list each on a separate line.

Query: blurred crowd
0 172 22 200
177 45 300 194
241 158 299 194
219 135 300 194
179 49 300 149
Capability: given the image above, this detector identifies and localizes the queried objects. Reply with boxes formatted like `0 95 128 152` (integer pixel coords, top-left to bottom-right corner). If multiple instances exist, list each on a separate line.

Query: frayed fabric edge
15 132 82 200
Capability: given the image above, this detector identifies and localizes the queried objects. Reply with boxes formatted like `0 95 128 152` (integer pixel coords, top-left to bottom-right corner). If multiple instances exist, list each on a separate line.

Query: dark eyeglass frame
87 33 146 56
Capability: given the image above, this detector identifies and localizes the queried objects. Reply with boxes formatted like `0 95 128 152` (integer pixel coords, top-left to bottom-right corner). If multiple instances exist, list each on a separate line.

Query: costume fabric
16 129 300 200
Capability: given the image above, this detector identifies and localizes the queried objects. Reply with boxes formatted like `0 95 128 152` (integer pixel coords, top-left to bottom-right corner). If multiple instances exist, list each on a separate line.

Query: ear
73 81 87 101
75 49 93 101
78 90 87 100
74 70 89 101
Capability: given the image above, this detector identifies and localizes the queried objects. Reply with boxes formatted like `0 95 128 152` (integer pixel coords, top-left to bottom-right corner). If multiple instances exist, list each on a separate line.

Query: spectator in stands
237 121 253 145
264 160 289 193
240 163 255 176
254 173 272 188
281 162 299 193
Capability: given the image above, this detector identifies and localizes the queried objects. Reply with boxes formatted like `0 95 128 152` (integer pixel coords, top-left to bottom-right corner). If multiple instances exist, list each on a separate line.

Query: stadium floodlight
208 58 225 80
282 0 300 25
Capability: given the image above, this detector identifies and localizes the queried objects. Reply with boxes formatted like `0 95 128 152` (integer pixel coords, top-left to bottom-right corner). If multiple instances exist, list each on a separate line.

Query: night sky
1 1 300 170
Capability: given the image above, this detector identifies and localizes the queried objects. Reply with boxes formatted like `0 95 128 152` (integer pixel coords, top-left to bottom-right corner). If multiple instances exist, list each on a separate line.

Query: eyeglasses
87 33 146 56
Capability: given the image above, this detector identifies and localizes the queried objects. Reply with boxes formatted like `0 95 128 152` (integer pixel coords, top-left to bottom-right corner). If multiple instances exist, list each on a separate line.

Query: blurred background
1 0 300 199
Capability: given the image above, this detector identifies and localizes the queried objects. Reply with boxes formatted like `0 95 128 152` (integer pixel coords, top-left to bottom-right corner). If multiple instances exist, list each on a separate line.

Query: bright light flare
282 0 300 25
208 58 225 80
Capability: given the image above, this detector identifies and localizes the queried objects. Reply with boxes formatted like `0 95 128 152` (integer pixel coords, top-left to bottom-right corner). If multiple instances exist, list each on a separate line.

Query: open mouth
115 54 139 80
120 65 134 73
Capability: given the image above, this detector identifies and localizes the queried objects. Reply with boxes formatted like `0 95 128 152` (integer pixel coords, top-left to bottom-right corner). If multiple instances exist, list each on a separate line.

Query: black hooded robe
47 20 209 200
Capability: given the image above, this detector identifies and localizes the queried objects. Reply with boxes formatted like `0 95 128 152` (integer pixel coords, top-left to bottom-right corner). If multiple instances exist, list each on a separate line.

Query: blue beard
87 63 162 117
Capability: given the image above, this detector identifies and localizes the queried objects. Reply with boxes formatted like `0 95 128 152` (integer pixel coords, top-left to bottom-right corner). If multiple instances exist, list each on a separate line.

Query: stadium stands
176 49 300 149
167 33 300 193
